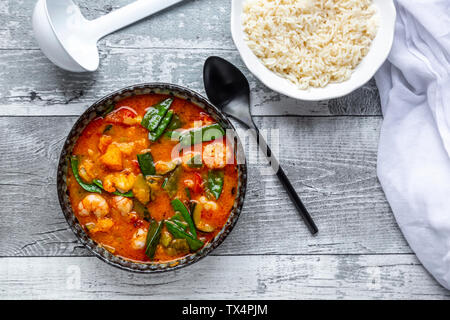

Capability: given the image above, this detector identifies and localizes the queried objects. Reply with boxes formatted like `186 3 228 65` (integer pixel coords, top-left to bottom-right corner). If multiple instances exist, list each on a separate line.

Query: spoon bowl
204 57 250 107
32 0 94 72
203 57 253 128
32 0 185 72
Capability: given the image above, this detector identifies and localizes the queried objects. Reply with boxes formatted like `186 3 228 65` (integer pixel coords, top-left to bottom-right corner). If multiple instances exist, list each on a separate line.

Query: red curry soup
67 94 238 263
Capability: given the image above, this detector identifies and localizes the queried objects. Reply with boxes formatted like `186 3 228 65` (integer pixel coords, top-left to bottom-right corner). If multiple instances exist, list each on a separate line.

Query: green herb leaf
92 179 134 197
145 220 163 259
171 199 197 238
165 221 204 251
141 107 157 129
208 170 224 200
167 114 182 130
179 123 225 146
148 110 174 142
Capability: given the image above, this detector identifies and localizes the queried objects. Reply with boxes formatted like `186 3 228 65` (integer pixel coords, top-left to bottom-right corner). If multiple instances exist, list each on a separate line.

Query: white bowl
231 0 397 101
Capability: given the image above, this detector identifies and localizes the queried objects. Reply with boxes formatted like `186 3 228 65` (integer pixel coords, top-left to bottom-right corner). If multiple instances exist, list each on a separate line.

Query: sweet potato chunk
100 144 123 170
89 218 114 234
98 135 112 153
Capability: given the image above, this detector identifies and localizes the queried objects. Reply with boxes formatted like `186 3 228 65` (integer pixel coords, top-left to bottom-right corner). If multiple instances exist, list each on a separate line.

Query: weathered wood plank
1 255 448 299
0 49 330 116
0 116 407 257
0 0 381 116
328 79 381 115
1 0 235 51
0 48 380 116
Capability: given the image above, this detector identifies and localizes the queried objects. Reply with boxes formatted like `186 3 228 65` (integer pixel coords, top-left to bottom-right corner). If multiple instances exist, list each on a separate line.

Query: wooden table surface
1 0 449 299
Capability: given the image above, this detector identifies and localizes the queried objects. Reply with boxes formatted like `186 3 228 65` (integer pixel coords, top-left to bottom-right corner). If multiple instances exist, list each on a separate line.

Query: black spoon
203 56 318 235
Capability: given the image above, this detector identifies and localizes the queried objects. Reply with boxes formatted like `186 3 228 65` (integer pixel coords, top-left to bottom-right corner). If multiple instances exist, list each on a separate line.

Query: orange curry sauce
67 94 238 263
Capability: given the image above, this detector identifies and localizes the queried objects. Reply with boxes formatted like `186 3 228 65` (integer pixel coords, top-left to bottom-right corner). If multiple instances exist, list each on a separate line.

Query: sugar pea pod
167 114 182 131
171 199 197 238
172 219 188 231
164 129 183 140
179 123 225 146
141 98 173 130
170 212 184 222
165 221 204 251
162 164 182 198
163 126 183 139
92 179 134 197
148 98 173 131
145 220 163 259
148 110 174 142
141 107 157 129
133 199 151 221
70 156 102 193
169 212 189 231
208 170 224 200
137 152 155 177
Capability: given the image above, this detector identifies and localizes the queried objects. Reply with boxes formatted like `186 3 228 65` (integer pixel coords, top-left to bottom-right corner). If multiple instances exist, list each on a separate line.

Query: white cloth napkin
374 0 450 289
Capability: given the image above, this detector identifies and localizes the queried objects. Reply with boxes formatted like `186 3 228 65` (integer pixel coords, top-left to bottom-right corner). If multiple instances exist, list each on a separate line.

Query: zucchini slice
193 203 215 233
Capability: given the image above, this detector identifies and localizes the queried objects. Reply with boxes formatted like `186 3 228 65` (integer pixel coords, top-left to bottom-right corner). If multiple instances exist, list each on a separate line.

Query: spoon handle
252 128 319 235
90 0 185 40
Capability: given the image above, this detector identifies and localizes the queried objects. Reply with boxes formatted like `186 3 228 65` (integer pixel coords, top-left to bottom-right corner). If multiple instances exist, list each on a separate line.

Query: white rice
242 0 379 89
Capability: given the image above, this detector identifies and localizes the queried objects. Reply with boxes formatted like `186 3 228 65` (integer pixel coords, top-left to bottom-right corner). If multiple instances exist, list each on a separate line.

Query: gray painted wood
0 0 445 299
0 48 381 116
0 0 235 50
1 255 449 300
0 0 381 116
0 116 408 257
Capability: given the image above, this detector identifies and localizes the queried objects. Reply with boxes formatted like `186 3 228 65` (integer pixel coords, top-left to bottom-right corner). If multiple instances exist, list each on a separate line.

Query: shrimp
78 194 109 218
202 142 231 169
198 196 218 211
103 170 136 193
78 158 96 183
111 196 133 216
181 152 202 170
131 228 148 250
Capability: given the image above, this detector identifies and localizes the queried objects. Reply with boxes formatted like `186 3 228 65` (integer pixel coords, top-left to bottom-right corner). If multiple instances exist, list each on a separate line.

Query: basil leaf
208 170 224 200
92 179 134 198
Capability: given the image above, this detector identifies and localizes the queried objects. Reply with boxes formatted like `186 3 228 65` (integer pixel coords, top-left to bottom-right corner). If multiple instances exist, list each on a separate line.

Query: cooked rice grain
242 0 378 89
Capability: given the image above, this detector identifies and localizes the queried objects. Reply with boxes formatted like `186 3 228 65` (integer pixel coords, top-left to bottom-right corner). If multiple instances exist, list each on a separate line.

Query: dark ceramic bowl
57 83 247 273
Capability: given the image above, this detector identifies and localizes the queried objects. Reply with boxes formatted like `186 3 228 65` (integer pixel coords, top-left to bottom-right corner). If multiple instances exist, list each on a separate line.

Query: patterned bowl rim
56 83 248 273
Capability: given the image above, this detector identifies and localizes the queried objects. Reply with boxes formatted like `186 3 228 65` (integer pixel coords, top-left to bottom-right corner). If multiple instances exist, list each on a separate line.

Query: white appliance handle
90 0 185 39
